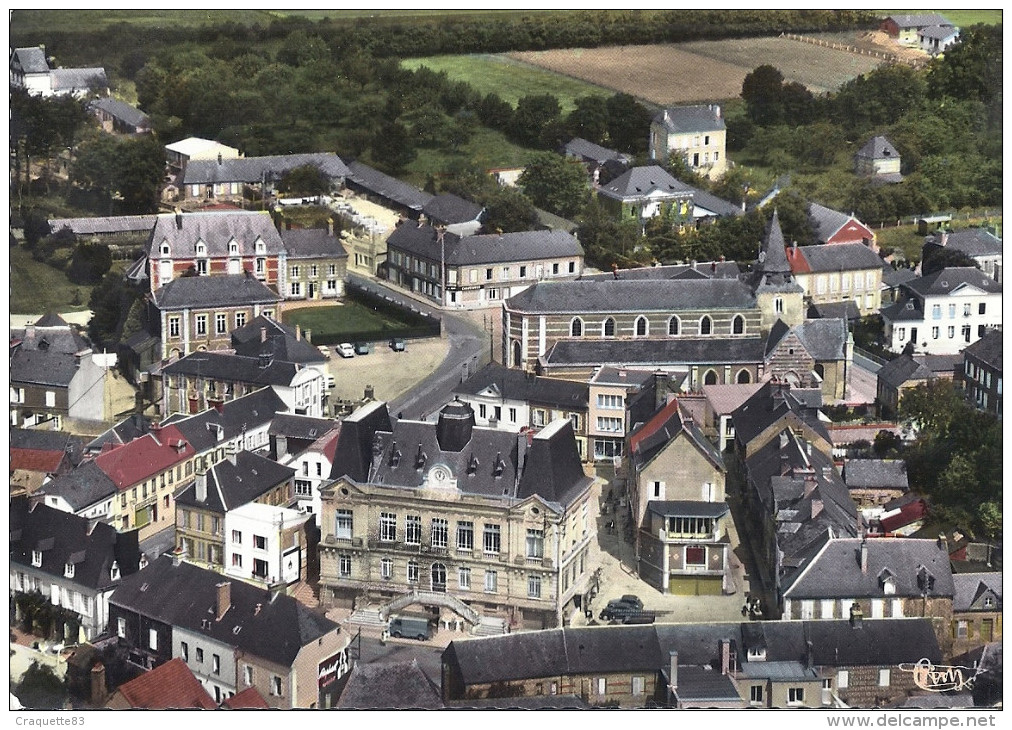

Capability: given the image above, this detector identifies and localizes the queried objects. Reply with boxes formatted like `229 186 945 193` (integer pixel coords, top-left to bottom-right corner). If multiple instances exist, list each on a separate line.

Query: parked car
388 615 431 641
390 338 406 352
599 595 644 621
335 343 355 358
353 342 371 355
317 345 330 357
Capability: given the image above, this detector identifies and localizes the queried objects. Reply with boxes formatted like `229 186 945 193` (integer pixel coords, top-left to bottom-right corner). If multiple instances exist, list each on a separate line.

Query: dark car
390 338 406 352
599 595 644 621
353 342 371 355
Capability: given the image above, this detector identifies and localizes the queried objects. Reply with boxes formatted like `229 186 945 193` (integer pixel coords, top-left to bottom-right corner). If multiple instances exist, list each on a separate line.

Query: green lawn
401 55 612 112
10 246 92 314
283 301 418 343
402 127 537 187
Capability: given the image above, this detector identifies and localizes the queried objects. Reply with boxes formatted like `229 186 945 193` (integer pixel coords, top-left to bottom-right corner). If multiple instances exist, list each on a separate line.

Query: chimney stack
296 323 302 341
217 152 222 165
719 639 731 675
260 327 268 344
849 601 864 628
860 539 868 574
668 650 679 693
304 329 312 343
226 440 239 466
175 211 183 230
215 581 231 621
90 663 107 706
195 462 208 502
938 533 948 552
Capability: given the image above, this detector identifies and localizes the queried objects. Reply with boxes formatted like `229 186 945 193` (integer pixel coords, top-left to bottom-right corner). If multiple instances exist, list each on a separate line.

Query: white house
918 25 960 56
270 415 340 523
880 267 1002 355
223 503 311 587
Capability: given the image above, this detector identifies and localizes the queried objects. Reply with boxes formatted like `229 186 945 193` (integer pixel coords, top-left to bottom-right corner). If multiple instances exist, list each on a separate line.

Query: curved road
347 273 488 420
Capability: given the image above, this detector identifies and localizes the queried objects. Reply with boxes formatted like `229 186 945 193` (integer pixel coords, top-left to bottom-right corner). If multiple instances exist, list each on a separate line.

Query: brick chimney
215 581 231 621
90 662 107 706
719 639 732 675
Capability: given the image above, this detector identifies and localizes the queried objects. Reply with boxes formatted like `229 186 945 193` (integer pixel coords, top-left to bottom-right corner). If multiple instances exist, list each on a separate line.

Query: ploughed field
507 34 886 104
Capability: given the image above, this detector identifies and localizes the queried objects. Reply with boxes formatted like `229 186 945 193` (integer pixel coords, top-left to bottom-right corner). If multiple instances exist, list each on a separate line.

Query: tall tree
605 92 651 154
565 95 609 145
517 152 590 219
509 94 561 147
741 65 786 125
369 121 416 175
482 187 539 234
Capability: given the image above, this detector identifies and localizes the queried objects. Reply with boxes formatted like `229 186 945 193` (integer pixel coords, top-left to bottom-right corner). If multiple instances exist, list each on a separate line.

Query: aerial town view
7 8 1002 717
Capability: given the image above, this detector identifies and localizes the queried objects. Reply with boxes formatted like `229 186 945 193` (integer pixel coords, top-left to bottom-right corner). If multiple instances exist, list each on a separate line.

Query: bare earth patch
509 34 885 105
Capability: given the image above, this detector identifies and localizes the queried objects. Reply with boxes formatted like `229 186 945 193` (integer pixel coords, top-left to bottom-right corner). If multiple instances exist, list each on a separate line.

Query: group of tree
898 380 1001 541
732 24 1001 225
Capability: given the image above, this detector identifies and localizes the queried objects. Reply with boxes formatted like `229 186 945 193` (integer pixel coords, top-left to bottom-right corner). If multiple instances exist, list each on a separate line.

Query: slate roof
336 660 442 709
963 328 1002 370
808 300 862 321
446 619 940 687
35 461 118 511
808 203 864 244
793 318 848 360
507 277 756 314
147 210 284 258
876 354 934 389
541 336 765 368
653 105 726 134
10 324 89 354
12 46 49 74
331 400 591 508
10 428 85 465
672 665 741 701
564 137 632 165
111 658 217 709
647 500 729 519
163 386 286 454
452 361 589 410
844 459 909 490
230 314 325 364
162 351 301 387
856 136 900 160
732 380 830 449
880 297 924 322
688 186 743 218
421 193 484 225
50 68 107 91
10 350 80 388
387 224 583 266
783 536 955 600
345 160 433 212
182 153 349 186
278 227 348 260
10 496 142 591
85 414 153 453
598 165 693 202
882 267 918 289
752 210 799 291
581 261 742 281
925 228 1002 258
920 24 959 40
174 450 295 514
151 273 282 310
702 382 765 416
92 97 149 128
887 13 952 28
49 215 157 235
110 555 338 667
952 573 1002 613
903 267 1002 297
789 242 884 273
268 413 337 440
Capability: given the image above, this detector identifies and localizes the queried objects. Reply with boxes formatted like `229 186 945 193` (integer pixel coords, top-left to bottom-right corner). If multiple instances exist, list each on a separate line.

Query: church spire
759 209 791 277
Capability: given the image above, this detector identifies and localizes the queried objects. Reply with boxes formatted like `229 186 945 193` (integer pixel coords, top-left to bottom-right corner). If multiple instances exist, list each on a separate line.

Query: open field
401 55 612 111
509 35 884 105
878 9 1002 26
9 247 92 315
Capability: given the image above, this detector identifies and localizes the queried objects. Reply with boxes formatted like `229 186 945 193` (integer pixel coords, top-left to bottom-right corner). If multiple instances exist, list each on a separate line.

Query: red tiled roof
880 499 929 533
629 397 681 454
115 658 217 709
222 686 270 709
11 448 64 473
94 425 193 489
785 245 812 274
322 427 341 462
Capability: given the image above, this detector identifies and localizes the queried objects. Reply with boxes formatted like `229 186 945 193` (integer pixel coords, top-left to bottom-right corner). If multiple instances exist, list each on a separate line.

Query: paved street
845 359 879 405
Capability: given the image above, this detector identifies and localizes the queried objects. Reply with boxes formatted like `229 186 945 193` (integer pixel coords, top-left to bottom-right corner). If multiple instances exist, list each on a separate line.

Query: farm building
880 14 953 45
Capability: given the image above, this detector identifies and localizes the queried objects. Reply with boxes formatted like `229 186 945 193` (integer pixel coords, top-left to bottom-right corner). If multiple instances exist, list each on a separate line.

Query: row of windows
932 302 987 319
797 598 903 620
170 311 247 339
289 264 338 278
570 314 746 338
159 239 268 257
340 555 545 597
335 511 547 557
813 271 876 294
391 251 578 282
289 279 339 296
896 325 985 343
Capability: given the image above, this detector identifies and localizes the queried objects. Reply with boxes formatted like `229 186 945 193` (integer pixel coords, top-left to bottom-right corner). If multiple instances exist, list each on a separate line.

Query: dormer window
64 562 75 578
160 242 171 256
110 561 121 581
195 241 207 256
747 646 766 662
32 550 42 567
229 240 239 255
255 239 266 254
984 596 995 609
